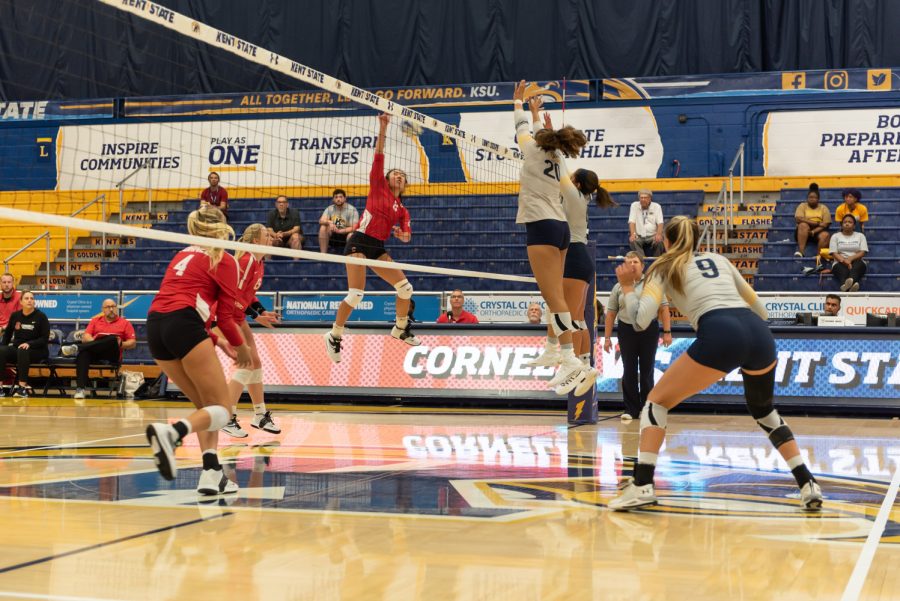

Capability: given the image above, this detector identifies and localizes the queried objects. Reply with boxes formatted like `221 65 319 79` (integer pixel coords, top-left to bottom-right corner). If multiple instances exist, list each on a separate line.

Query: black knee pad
742 369 775 420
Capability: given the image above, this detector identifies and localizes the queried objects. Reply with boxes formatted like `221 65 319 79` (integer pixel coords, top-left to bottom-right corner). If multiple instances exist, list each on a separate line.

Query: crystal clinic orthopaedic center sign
765 109 900 175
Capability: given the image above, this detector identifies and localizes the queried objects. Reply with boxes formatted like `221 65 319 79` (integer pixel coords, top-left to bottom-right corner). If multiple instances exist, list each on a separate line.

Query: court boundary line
0 434 143 456
840 463 900 601
0 512 233 576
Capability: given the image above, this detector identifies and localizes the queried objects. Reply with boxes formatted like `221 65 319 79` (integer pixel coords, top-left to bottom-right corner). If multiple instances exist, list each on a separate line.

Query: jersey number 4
173 255 194 276
695 258 720 278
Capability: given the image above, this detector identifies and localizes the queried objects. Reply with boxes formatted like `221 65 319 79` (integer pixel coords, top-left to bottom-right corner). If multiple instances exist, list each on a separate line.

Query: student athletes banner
764 108 900 175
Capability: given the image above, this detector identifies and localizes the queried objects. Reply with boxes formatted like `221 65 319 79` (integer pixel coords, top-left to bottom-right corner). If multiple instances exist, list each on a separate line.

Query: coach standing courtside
604 252 671 422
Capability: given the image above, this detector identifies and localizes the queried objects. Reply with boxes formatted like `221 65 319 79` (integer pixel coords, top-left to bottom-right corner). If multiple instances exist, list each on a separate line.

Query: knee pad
248 368 264 384
640 401 668 433
394 279 413 300
344 288 365 308
742 369 776 420
573 320 587 331
756 409 795 449
204 405 230 431
549 312 574 337
232 368 253 385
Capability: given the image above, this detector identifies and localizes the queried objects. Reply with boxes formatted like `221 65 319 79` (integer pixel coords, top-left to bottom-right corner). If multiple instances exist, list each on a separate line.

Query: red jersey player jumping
324 113 420 363
220 222 282 438
144 206 252 496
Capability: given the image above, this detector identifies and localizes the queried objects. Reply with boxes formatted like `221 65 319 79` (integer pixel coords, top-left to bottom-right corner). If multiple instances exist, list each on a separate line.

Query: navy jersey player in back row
609 216 822 512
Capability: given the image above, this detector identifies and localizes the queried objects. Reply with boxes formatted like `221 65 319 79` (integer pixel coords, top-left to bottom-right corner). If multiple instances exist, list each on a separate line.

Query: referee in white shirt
627 189 664 258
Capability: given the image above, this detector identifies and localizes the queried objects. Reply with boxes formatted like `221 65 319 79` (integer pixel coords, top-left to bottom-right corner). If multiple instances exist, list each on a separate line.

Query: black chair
34 328 66 396
44 330 123 397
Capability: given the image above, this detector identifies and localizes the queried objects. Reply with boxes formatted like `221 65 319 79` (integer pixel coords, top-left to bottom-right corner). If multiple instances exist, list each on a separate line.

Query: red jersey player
324 113 420 363
219 223 282 438
143 207 252 495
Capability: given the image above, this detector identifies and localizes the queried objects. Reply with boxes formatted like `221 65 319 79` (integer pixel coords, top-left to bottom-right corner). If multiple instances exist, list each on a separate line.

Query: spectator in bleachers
829 214 868 292
823 294 842 317
200 172 229 220
835 189 868 232
61 298 136 401
0 290 49 398
628 189 664 258
437 289 479 323
0 273 22 334
267 195 304 253
794 183 831 258
526 302 543 324
318 188 359 253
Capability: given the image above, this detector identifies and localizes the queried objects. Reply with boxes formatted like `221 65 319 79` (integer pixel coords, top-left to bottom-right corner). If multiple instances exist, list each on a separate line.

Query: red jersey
148 246 244 347
200 186 228 209
0 290 22 327
85 314 136 360
437 310 479 324
356 153 411 241
236 252 265 311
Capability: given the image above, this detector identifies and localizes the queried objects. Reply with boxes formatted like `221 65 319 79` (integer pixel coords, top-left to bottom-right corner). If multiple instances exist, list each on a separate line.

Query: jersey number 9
695 258 719 279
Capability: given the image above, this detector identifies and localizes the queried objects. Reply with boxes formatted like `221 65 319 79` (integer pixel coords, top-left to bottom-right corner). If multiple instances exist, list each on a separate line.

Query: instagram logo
824 70 848 90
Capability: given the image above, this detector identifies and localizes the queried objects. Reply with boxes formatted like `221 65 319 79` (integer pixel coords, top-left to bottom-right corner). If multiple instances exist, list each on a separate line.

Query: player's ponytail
187 206 234 270
534 126 587 158
236 223 267 262
645 216 700 295
573 169 617 209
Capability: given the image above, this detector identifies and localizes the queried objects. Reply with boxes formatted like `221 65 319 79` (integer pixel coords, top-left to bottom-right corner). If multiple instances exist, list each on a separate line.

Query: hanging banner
764 108 900 176
122 80 592 117
0 99 114 122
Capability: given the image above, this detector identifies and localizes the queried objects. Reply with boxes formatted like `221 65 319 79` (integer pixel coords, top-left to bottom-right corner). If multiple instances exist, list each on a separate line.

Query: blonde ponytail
235 223 267 261
644 216 700 295
186 206 234 270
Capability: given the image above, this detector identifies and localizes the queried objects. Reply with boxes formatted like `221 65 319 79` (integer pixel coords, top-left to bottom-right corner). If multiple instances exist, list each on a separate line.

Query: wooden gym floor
0 397 897 601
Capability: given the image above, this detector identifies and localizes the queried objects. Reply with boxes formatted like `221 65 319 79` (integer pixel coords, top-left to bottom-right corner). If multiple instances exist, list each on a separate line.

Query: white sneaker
793 251 803 258
849 282 860 292
620 413 634 423
525 346 561 368
548 355 583 387
73 388 85 400
61 344 78 357
391 324 421 346
572 368 598 396
251 411 281 434
196 469 239 496
840 277 854 292
221 416 248 438
800 481 823 512
145 423 178 481
323 332 342 363
608 479 658 511
551 358 588 395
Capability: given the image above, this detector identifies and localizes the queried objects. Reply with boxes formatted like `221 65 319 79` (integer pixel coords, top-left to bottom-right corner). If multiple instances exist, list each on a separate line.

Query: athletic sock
787 455 815 487
172 419 191 441
253 403 266 416
331 324 344 339
202 449 221 471
634 463 656 486
396 315 409 329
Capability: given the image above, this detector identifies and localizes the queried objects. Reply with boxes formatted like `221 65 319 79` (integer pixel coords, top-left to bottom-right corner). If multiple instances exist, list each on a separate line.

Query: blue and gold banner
0 99 114 121
604 68 895 100
123 80 591 117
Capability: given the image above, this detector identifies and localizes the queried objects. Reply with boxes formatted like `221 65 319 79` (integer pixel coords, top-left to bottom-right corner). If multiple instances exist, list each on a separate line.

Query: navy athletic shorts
345 231 388 261
525 219 570 250
563 242 594 282
147 307 210 361
687 308 776 372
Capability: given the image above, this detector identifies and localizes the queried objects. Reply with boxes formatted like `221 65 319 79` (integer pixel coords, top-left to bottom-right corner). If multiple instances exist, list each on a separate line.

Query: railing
726 142 745 229
3 232 51 291
66 193 106 278
115 165 152 221
705 181 728 254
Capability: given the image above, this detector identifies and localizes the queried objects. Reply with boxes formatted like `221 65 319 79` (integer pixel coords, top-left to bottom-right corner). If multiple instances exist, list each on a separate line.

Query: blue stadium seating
755 188 900 292
84 191 704 294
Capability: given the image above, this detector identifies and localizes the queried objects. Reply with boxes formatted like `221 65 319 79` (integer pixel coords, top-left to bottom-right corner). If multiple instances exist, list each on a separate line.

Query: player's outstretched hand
513 80 526 102
235 344 253 369
378 113 391 128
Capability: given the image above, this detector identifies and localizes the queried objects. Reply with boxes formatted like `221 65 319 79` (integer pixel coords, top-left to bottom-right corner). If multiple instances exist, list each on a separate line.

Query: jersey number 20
542 160 561 181
695 258 719 278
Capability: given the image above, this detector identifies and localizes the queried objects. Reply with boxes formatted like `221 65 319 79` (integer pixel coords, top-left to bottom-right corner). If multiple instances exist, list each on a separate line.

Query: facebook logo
781 72 806 90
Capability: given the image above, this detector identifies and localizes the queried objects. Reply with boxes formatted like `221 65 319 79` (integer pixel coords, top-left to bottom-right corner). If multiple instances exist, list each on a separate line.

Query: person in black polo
0 290 49 398
266 195 304 253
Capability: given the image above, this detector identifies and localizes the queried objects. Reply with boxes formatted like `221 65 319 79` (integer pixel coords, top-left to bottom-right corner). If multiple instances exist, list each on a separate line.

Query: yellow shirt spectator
795 202 831 226
835 202 868 225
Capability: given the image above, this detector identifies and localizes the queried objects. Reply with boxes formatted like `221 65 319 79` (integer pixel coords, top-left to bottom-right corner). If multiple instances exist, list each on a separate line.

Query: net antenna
98 0 523 162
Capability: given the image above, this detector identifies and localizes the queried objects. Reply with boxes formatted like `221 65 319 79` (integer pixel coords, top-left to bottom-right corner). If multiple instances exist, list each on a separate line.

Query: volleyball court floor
0 396 896 601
